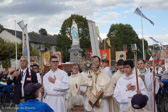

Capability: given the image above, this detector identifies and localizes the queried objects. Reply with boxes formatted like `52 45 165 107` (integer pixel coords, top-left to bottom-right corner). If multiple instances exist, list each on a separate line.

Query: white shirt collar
123 73 135 80
20 68 27 73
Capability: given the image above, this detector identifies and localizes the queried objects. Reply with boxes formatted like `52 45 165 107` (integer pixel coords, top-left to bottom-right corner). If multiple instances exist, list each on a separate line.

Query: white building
0 28 56 68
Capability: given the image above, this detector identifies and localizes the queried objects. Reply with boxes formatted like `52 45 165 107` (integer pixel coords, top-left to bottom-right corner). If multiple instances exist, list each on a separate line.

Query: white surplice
104 66 113 78
110 70 124 112
80 69 113 112
138 70 160 112
43 69 70 112
65 73 82 106
36 73 42 101
114 73 147 112
36 73 41 83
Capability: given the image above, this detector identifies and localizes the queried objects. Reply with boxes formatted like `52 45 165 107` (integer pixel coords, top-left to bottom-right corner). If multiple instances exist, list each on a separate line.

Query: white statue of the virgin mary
71 19 79 45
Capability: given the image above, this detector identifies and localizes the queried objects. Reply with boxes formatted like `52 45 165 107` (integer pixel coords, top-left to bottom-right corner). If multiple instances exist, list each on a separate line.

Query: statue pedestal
69 44 83 63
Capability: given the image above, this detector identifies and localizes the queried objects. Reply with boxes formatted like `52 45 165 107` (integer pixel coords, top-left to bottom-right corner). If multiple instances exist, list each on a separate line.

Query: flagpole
104 39 105 50
140 6 145 60
15 20 17 69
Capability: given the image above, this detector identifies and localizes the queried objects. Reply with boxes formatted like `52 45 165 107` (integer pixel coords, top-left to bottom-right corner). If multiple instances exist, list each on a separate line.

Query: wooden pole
41 67 44 102
134 51 139 90
152 54 156 112
40 49 44 102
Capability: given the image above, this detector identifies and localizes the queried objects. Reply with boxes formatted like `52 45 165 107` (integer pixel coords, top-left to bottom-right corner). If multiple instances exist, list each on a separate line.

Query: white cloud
101 12 120 20
0 0 12 6
134 0 168 10
95 20 117 25
0 0 168 39
100 33 108 39
124 8 135 13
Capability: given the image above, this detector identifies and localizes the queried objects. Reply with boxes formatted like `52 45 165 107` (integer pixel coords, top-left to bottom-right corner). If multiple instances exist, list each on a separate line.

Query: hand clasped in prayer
48 76 56 84
127 84 136 91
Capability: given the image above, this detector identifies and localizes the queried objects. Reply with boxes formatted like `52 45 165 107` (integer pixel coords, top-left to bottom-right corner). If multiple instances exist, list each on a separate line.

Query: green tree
39 28 48 36
0 24 3 30
0 38 16 68
55 34 71 62
29 31 38 34
58 14 91 62
107 23 149 59
0 38 40 68
41 41 51 51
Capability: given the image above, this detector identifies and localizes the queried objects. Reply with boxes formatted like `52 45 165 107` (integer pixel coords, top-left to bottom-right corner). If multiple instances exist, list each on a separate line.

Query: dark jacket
7 68 38 104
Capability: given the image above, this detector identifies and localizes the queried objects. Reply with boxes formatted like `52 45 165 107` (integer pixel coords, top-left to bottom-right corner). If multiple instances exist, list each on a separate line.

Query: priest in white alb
110 59 125 112
42 56 70 112
114 60 148 112
65 63 82 106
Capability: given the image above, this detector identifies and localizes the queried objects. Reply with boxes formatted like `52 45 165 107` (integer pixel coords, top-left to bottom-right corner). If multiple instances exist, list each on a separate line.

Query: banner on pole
115 51 126 62
51 51 62 65
88 49 111 66
43 52 50 66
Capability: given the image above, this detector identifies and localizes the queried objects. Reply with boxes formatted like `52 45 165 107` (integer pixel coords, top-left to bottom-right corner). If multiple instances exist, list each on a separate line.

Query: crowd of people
4 55 168 112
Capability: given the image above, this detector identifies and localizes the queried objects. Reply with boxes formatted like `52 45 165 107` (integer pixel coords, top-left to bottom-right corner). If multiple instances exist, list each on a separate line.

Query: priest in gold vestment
80 56 113 112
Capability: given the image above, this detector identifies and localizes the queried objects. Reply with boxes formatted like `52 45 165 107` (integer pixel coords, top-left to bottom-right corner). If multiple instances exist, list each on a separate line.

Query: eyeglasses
51 61 59 63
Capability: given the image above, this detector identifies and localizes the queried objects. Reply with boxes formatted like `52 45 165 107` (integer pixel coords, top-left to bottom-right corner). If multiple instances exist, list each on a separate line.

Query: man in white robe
114 60 147 112
101 59 113 78
80 56 113 112
138 59 159 112
42 56 70 112
110 59 125 112
65 63 82 106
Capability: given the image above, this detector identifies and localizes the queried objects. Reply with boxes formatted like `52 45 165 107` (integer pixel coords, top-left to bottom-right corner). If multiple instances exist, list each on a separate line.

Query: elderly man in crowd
7 56 38 104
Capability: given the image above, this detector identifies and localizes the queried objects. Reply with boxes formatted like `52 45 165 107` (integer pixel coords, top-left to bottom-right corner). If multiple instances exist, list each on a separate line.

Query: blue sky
0 0 168 45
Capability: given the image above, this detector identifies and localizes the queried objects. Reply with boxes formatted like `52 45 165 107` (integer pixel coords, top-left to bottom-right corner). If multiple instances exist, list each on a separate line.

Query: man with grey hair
68 95 87 112
7 56 38 104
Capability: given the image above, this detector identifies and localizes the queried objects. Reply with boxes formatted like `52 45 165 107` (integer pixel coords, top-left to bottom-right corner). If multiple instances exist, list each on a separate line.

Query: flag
149 37 160 44
22 24 30 68
106 38 111 47
138 47 141 53
96 26 102 42
17 20 24 30
125 44 128 53
88 20 100 57
149 37 165 50
147 49 151 55
160 43 166 50
134 7 154 25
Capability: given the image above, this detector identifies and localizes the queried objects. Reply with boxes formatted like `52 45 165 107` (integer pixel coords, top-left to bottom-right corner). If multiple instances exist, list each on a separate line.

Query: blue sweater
17 99 54 112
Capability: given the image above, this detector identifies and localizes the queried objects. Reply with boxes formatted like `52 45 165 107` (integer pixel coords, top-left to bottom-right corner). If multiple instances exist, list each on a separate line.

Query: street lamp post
8 45 11 68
